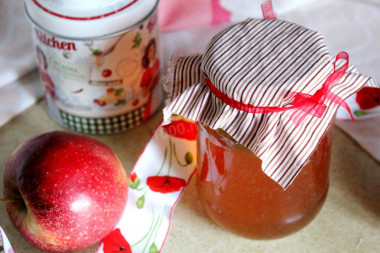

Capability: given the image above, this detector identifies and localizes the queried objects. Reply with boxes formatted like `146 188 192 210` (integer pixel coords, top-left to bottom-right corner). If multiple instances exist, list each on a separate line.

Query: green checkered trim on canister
60 106 146 134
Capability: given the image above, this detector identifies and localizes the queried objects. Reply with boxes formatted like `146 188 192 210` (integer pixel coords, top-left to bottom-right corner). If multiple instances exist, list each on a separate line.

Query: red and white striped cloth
163 18 379 188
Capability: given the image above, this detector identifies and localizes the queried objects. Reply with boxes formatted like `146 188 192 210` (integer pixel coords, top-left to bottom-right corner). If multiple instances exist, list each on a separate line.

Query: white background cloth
0 0 36 88
0 0 379 161
0 0 42 126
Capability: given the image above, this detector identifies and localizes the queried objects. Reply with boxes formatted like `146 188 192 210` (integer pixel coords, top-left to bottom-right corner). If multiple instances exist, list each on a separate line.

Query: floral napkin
98 120 197 252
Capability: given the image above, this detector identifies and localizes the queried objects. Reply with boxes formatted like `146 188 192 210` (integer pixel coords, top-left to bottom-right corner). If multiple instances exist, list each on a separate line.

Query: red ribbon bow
204 52 354 126
289 51 354 125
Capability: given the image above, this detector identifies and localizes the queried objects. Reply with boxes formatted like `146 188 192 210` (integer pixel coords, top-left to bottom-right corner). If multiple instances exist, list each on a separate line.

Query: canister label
33 13 161 134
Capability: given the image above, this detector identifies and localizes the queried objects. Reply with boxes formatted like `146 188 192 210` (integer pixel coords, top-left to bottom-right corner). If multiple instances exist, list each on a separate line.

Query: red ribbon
204 52 354 126
261 0 277 20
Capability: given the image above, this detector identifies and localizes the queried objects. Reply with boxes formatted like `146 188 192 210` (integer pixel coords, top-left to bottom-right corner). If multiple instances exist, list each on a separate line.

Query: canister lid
24 0 158 39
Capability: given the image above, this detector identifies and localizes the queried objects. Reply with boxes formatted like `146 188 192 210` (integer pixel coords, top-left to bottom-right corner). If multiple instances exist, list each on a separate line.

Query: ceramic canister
25 0 161 134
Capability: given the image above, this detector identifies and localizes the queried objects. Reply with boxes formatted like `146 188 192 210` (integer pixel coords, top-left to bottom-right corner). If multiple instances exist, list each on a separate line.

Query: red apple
2 131 128 252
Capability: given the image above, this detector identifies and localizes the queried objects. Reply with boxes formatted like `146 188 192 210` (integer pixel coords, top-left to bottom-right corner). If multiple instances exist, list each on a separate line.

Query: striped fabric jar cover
163 18 379 189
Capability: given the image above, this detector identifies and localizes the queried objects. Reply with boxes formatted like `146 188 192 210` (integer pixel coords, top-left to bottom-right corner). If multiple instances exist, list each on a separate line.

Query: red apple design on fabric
355 87 380 117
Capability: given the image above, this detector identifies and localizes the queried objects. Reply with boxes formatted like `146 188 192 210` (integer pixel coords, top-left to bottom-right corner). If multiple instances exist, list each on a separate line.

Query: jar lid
163 18 378 188
24 0 158 39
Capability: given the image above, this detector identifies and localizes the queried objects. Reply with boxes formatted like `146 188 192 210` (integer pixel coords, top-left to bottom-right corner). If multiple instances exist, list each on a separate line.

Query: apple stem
0 198 23 203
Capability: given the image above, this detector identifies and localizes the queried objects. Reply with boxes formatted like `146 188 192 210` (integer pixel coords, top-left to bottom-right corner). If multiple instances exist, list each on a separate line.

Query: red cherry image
132 99 139 106
102 69 112 78
107 87 115 93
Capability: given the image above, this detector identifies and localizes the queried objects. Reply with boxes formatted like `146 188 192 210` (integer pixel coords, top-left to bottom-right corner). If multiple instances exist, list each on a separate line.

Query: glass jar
162 17 373 241
196 122 334 239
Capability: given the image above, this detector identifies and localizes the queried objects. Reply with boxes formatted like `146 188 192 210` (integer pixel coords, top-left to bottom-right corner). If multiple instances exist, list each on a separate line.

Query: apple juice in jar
196 122 333 239
25 0 162 134
162 18 377 239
